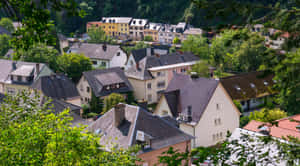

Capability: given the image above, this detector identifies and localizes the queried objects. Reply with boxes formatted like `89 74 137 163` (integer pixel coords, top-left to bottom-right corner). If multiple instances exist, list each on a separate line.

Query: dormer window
106 86 110 90
250 83 256 88
235 85 241 91
116 84 120 88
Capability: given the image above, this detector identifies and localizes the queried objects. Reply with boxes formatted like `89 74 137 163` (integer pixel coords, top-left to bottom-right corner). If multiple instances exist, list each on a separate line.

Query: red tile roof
243 114 300 139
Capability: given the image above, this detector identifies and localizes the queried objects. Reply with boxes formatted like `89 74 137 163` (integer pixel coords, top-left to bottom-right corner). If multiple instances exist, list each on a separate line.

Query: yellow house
144 23 162 42
87 17 132 39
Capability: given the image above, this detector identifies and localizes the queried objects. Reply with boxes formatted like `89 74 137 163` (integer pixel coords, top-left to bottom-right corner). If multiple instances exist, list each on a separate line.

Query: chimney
114 104 126 127
102 44 107 52
146 48 151 56
187 106 192 122
12 61 17 70
36 63 40 75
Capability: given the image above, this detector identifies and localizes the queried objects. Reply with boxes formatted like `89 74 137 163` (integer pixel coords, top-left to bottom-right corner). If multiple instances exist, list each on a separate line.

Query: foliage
0 0 82 56
169 46 177 53
239 116 250 128
87 25 115 44
158 147 190 166
210 28 267 72
249 108 287 123
122 42 149 55
102 93 125 114
89 92 103 114
233 100 242 112
0 17 14 33
0 91 139 165
189 61 210 78
181 35 210 59
20 43 59 70
274 49 300 115
144 35 153 42
0 34 11 57
173 37 181 44
56 53 92 82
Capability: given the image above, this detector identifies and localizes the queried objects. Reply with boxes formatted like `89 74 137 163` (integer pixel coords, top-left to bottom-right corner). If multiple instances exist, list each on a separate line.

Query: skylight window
264 81 268 86
250 83 256 88
235 85 241 91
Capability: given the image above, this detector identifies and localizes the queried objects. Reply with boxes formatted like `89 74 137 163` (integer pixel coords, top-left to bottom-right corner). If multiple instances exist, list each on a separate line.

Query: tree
0 34 11 57
122 42 149 55
274 49 300 115
0 91 140 165
57 53 92 82
102 93 125 114
0 17 14 33
181 35 210 59
249 108 287 123
87 25 114 44
173 37 181 44
20 43 59 71
144 35 153 42
158 147 190 166
189 61 210 78
89 92 103 114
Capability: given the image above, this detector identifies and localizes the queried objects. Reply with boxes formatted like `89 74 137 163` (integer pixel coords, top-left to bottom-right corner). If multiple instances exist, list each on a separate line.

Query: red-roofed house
243 114 300 139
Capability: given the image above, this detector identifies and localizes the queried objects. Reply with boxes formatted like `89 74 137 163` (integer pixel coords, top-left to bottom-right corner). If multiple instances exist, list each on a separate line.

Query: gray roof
0 59 46 84
31 74 80 100
131 47 170 64
88 104 193 151
83 67 133 97
164 74 219 123
102 17 132 24
69 43 122 60
126 52 199 80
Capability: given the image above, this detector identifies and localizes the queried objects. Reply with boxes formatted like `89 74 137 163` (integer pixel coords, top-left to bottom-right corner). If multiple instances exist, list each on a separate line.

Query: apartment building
129 18 148 40
144 23 162 42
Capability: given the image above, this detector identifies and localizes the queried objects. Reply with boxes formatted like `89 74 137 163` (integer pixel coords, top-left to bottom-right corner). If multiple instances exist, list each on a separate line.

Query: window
7 87 15 95
87 87 90 92
157 81 165 88
101 61 106 67
117 52 120 56
17 76 22 82
147 94 152 102
216 103 220 110
92 61 97 65
157 72 161 77
147 83 152 89
157 71 165 77
241 101 245 105
214 118 221 126
181 68 186 73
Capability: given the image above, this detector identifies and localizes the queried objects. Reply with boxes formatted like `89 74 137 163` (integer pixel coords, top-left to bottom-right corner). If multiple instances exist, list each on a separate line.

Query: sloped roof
69 43 122 60
183 28 203 35
244 114 300 139
83 67 133 97
126 52 199 80
164 74 219 123
88 104 193 151
102 17 132 24
0 59 47 84
220 71 275 101
31 74 79 100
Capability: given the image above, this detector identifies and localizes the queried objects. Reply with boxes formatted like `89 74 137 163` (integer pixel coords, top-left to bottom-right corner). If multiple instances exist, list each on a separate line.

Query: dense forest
0 0 283 35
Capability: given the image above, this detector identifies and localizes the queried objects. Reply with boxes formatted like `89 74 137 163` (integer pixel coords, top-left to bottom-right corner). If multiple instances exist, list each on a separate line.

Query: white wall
110 49 127 68
153 95 173 117
192 84 240 147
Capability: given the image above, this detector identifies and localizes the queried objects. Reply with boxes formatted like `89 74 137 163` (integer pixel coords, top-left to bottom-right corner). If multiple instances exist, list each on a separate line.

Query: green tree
158 147 190 166
57 53 92 82
173 37 181 44
249 108 287 123
144 35 153 42
274 49 300 115
87 25 114 44
189 61 210 78
102 93 125 114
0 17 14 33
89 92 103 114
122 42 149 55
0 91 140 165
0 34 11 57
181 35 210 59
20 43 59 71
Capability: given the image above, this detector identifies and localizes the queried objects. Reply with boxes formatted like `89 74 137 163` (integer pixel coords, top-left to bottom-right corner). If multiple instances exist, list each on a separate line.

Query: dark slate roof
220 71 275 101
31 74 79 100
131 47 170 64
165 74 219 123
126 52 199 80
69 43 122 60
0 59 48 84
83 67 133 97
0 26 11 35
88 104 193 151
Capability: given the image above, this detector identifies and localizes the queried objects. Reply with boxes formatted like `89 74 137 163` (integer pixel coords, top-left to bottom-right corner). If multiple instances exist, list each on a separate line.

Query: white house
68 43 127 69
154 74 240 148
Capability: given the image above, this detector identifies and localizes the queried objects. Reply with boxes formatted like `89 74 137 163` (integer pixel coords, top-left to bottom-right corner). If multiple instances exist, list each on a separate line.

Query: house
158 24 177 44
181 28 203 41
129 18 149 40
144 23 162 42
0 59 53 95
125 52 199 104
244 114 300 139
68 43 127 69
87 17 133 39
31 73 81 106
154 74 240 148
125 47 169 70
88 103 193 166
220 71 275 111
77 67 133 105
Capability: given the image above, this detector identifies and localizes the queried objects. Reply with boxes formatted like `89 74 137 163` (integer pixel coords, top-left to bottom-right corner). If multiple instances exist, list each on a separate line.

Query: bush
173 37 181 44
249 108 287 123
87 112 99 118
144 36 153 42
240 116 250 127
